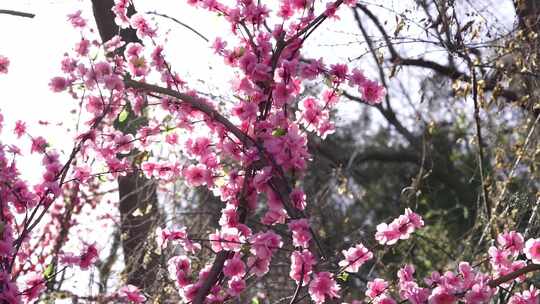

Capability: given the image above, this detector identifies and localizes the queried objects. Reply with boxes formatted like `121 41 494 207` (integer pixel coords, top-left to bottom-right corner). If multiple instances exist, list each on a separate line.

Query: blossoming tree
0 0 539 303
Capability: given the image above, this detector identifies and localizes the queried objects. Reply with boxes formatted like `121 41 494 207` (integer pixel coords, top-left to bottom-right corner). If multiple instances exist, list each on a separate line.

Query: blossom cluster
375 208 424 245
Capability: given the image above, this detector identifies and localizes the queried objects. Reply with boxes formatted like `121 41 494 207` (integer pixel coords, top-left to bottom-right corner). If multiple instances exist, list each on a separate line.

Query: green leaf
251 297 260 304
44 264 55 281
98 173 107 183
272 128 287 137
118 108 129 123
337 272 349 282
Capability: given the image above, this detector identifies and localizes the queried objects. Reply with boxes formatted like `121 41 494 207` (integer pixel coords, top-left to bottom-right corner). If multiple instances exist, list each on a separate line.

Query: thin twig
470 63 492 220
146 11 209 42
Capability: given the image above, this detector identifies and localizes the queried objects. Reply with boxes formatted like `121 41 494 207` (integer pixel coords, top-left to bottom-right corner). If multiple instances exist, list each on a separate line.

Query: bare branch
0 9 35 18
146 11 209 42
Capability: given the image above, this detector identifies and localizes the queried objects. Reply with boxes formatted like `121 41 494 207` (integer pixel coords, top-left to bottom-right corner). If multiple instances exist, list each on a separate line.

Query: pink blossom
429 286 457 304
125 43 144 58
61 56 77 73
404 208 424 228
362 79 386 104
377 295 397 304
212 37 227 53
67 10 86 28
0 55 9 74
168 255 191 287
228 277 246 296
465 281 493 304
375 222 401 245
375 208 423 245
232 101 258 121
75 39 90 56
278 2 294 19
309 272 340 304
114 133 134 153
290 188 306 210
157 227 200 252
366 278 389 299
300 58 324 79
489 246 510 269
497 231 524 256
223 256 246 278
247 256 270 277
104 35 125 53
118 285 146 303
273 82 293 106
509 286 539 304
0 272 20 304
112 0 130 28
324 2 338 18
330 63 348 82
30 136 48 154
79 244 98 269
49 76 69 92
349 68 367 86
94 61 112 79
184 164 210 186
398 264 415 283
290 249 315 285
0 223 14 258
339 243 373 272
86 95 104 114
13 120 26 138
288 219 312 248
218 204 239 227
24 273 46 301
250 231 282 260
322 89 340 106
150 45 166 71
524 238 540 264
210 227 243 252
185 137 212 158
130 13 157 38
181 283 201 302
128 56 149 78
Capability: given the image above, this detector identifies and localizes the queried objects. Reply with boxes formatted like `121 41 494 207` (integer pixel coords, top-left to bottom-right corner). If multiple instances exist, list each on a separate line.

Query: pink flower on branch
0 55 9 74
309 272 340 304
338 243 373 272
130 13 157 39
375 208 424 245
524 238 540 264
118 285 146 303
67 10 87 28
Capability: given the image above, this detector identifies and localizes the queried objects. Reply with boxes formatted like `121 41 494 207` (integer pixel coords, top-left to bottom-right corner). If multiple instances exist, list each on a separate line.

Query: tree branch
0 9 35 18
124 79 253 146
488 264 540 288
353 3 538 117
